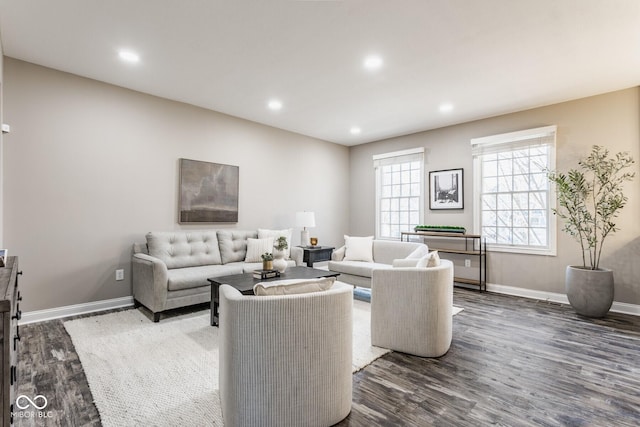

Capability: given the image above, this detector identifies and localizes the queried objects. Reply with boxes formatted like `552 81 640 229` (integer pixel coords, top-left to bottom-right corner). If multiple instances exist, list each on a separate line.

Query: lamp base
300 230 310 247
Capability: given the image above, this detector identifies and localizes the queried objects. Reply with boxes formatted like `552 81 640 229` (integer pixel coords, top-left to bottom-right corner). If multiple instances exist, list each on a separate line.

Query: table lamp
296 211 316 247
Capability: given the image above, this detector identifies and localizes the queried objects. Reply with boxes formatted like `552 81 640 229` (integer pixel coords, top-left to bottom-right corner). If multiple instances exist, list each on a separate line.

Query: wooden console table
401 231 486 291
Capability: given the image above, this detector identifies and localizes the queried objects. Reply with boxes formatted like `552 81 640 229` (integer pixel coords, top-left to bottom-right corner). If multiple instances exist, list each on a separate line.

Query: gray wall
3 58 350 312
0 37 4 246
349 88 640 305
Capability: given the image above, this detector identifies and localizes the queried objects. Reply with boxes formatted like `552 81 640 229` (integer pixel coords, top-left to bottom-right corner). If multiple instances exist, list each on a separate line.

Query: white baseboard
487 283 640 316
18 283 640 325
20 296 135 325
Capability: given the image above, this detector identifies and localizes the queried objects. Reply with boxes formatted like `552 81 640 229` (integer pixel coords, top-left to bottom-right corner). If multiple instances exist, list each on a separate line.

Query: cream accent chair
371 259 454 357
218 281 353 427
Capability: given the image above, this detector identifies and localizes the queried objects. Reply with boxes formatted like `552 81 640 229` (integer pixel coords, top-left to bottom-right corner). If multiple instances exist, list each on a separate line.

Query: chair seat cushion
327 260 392 278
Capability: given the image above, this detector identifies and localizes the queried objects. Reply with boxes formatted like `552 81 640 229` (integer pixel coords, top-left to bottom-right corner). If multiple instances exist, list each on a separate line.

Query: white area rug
63 299 390 427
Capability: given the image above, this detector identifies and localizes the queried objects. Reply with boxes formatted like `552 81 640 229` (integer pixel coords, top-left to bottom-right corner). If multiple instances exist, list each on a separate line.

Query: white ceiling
1 0 639 146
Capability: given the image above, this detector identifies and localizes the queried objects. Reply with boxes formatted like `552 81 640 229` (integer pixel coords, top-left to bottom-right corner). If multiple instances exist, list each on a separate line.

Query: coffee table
208 266 340 326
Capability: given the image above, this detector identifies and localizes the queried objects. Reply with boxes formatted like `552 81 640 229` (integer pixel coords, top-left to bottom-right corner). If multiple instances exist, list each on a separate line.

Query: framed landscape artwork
429 168 464 210
179 158 239 223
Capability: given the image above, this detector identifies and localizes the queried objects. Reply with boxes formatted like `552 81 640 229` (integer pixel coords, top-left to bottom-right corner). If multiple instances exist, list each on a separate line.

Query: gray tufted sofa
132 230 303 322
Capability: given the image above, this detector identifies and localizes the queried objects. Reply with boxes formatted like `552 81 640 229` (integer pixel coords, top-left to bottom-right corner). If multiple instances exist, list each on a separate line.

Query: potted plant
272 237 289 273
548 145 635 317
261 252 274 271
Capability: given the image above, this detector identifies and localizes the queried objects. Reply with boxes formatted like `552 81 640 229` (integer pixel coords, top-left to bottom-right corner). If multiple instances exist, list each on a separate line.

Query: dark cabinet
0 257 20 426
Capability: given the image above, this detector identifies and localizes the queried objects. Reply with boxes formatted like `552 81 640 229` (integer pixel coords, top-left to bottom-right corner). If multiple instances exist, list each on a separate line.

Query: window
373 148 424 240
471 126 556 255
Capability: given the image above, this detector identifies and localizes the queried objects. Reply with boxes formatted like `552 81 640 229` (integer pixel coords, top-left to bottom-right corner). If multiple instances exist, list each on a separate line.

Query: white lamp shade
296 211 316 228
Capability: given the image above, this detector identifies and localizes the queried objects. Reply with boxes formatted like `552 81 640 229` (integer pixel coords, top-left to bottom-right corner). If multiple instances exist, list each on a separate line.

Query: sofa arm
132 253 170 313
331 246 346 261
290 246 304 266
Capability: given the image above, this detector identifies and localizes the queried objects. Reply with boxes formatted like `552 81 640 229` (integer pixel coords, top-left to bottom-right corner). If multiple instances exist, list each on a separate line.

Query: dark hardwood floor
14 289 640 426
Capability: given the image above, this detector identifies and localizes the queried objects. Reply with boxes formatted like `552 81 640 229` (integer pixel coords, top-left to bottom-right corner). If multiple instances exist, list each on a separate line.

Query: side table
299 246 334 267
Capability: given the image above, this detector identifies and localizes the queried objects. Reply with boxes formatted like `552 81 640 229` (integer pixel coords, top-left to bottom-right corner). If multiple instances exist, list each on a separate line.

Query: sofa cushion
327 260 392 278
343 235 374 262
167 264 244 291
253 277 336 296
258 228 293 258
146 231 222 269
373 240 426 265
217 230 258 264
245 237 274 262
392 258 421 268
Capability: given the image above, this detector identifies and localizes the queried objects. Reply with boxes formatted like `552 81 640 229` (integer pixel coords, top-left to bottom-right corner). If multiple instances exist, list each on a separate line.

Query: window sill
486 245 556 256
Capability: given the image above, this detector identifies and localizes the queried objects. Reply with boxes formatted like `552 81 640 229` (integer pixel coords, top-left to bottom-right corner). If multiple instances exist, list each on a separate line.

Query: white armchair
218 281 353 427
371 259 454 357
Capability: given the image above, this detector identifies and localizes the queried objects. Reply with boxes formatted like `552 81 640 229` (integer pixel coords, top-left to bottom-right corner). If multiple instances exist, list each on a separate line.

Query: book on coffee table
252 269 280 280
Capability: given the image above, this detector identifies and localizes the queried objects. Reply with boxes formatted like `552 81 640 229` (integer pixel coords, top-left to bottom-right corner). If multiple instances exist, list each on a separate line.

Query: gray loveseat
132 229 303 321
328 239 427 288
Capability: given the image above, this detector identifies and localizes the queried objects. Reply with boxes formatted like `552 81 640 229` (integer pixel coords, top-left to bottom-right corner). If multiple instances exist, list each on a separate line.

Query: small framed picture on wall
429 168 463 210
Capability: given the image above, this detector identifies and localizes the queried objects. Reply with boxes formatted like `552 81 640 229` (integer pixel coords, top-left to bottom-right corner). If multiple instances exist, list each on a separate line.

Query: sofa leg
153 312 161 323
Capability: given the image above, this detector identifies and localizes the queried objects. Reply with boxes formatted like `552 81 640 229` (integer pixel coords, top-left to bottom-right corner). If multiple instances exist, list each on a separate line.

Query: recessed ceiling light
363 55 383 70
267 99 283 111
350 127 361 135
439 103 454 113
118 50 140 63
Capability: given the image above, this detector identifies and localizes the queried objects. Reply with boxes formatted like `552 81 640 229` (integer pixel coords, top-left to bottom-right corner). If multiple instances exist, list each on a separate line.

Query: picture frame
178 158 239 223
429 168 464 210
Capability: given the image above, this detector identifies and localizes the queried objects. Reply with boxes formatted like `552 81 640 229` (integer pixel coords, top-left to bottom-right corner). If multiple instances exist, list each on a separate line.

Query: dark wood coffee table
208 266 340 326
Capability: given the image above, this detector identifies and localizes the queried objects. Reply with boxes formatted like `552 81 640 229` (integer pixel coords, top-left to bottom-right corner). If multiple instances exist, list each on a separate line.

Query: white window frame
471 126 557 256
373 147 424 240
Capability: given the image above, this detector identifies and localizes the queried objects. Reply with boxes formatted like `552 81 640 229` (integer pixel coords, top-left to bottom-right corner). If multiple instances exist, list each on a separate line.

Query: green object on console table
414 225 466 234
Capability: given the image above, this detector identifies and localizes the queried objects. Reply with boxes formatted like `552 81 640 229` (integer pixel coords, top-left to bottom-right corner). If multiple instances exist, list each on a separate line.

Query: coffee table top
208 266 340 293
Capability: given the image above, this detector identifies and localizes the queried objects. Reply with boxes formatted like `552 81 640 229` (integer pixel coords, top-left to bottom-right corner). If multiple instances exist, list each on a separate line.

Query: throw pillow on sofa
416 250 441 268
245 237 275 262
343 235 374 263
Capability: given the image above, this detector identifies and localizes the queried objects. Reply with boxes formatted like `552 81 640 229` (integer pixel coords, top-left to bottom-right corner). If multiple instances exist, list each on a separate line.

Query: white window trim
471 126 557 256
373 147 425 240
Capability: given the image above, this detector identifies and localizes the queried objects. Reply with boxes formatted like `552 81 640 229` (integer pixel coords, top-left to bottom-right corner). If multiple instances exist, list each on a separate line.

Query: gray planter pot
565 265 614 318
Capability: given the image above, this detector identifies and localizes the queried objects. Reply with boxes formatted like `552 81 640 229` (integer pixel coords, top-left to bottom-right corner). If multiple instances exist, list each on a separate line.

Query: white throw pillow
343 235 374 262
405 245 429 259
253 277 336 296
245 237 275 263
416 251 441 268
258 228 292 258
